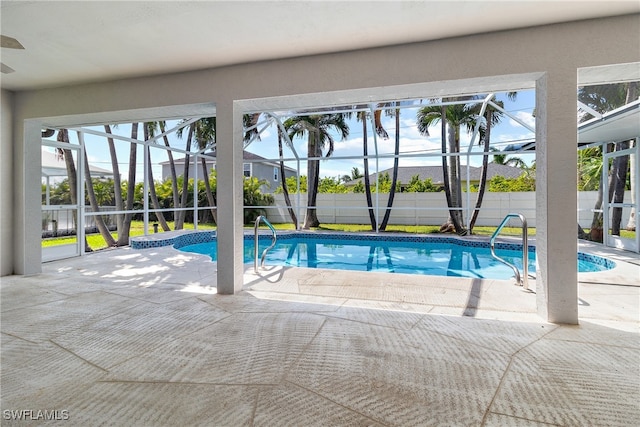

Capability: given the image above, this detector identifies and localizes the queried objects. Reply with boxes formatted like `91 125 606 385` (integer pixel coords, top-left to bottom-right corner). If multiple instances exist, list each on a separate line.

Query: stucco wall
4 14 639 322
1 89 13 275
10 16 637 124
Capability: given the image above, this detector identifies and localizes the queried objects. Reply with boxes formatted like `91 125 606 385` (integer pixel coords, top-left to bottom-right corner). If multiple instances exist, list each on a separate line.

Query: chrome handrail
490 213 529 290
254 215 277 272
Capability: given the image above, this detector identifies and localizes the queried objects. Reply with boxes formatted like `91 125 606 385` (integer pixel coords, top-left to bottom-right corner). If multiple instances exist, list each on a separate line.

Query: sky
246 90 537 180
42 89 537 185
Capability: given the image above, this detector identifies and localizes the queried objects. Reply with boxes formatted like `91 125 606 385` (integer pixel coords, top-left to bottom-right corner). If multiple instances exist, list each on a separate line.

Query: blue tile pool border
131 230 217 250
131 230 616 270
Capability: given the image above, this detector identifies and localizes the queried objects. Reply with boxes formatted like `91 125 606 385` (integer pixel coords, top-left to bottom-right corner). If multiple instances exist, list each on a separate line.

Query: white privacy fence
266 192 633 228
42 206 120 237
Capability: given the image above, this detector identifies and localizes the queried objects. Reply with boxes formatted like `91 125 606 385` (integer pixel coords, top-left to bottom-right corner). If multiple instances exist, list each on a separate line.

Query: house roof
159 151 297 172
350 163 524 186
41 147 113 178
504 99 640 151
578 99 640 144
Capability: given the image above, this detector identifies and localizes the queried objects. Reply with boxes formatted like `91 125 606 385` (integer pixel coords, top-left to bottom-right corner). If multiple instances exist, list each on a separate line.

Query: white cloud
257 128 272 140
508 111 536 130
245 104 539 179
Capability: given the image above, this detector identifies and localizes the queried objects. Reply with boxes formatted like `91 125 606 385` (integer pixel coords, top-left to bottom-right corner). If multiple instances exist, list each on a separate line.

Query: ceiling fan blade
1 62 16 74
1 35 25 49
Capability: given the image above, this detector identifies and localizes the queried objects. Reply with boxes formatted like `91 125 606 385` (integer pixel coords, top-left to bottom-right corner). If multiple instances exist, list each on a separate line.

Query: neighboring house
160 150 297 193
41 147 114 181
347 163 525 191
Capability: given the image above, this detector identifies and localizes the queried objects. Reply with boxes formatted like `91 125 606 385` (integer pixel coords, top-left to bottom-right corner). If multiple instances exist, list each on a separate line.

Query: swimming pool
175 232 615 280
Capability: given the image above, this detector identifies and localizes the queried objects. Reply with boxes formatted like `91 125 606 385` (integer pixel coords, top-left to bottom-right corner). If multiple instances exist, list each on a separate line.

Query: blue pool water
177 234 615 280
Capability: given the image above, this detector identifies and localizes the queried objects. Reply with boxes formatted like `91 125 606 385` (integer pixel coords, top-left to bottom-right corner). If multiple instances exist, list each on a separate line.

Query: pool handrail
254 215 277 272
490 213 529 291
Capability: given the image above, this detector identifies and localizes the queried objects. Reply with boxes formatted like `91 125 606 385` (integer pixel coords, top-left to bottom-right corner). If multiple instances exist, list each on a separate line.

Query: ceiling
1 1 639 92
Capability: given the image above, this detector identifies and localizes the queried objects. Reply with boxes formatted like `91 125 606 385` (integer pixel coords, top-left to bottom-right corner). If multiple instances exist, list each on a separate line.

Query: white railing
254 215 277 273
490 213 530 291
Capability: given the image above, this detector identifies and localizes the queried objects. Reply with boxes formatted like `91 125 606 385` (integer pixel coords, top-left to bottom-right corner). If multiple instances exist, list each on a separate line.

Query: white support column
18 119 43 275
143 139 149 235
216 101 244 294
535 72 578 324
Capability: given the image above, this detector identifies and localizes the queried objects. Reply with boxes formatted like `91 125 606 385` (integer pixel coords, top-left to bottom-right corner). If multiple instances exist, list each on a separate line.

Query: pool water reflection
177 234 614 280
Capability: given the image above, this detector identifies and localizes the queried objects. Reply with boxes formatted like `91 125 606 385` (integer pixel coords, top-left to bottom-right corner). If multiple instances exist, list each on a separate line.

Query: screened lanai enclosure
41 77 639 263
41 119 219 261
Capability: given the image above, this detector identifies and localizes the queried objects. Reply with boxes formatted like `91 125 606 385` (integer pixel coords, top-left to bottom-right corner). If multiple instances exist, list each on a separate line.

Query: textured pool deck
1 240 638 426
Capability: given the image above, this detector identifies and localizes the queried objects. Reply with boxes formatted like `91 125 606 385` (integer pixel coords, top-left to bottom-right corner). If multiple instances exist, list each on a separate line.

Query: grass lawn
42 220 636 251
42 221 216 251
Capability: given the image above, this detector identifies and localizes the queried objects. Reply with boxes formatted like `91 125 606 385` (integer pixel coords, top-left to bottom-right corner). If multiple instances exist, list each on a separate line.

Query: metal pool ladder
254 215 277 273
490 213 529 291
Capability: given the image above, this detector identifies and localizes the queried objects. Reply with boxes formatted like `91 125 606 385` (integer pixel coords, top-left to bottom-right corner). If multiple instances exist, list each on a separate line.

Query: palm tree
611 141 629 236
174 123 194 229
118 123 138 245
579 82 637 236
243 113 297 227
468 93 519 233
613 82 637 234
143 123 170 231
285 114 349 229
56 129 117 249
56 129 90 252
276 127 297 226
469 108 494 232
417 98 482 234
491 148 527 168
380 102 401 231
173 118 219 227
82 147 118 246
358 111 377 230
626 139 636 231
341 167 363 183
243 113 262 143
347 105 391 231
192 117 218 225
145 121 180 222
103 125 125 241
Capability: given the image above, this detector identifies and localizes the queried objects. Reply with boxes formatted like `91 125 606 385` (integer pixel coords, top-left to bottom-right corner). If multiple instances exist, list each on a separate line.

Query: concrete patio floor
1 242 638 426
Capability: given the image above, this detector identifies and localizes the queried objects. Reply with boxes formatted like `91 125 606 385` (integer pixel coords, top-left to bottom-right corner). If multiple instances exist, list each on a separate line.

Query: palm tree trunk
449 125 464 229
200 157 217 224
176 126 194 230
362 116 376 230
83 149 118 247
591 145 607 231
624 84 637 232
117 123 138 246
104 125 124 239
144 126 170 231
57 130 77 213
440 106 464 234
591 143 617 240
57 129 91 252
611 140 629 235
159 121 180 222
380 104 401 231
469 109 492 232
626 139 636 231
278 130 297 227
304 132 320 228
